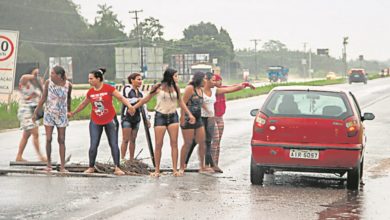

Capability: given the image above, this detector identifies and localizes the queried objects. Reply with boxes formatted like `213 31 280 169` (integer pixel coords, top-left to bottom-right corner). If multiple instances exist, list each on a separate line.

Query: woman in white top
134 68 195 177
185 72 250 171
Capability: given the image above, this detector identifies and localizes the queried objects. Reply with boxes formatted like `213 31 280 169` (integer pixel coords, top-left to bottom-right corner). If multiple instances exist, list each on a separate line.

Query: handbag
31 105 44 120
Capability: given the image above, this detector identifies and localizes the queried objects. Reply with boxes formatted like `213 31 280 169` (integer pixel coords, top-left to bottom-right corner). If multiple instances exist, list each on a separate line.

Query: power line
20 39 137 47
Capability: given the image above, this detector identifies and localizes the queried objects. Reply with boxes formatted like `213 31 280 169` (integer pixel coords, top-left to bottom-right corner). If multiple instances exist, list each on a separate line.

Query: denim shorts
181 116 203 129
121 120 140 129
154 111 179 127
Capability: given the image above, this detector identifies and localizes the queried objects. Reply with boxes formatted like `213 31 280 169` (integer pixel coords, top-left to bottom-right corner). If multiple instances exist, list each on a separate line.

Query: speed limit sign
0 30 19 94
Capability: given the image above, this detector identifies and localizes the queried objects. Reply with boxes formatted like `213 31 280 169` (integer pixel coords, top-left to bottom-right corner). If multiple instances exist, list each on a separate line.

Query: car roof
271 86 350 94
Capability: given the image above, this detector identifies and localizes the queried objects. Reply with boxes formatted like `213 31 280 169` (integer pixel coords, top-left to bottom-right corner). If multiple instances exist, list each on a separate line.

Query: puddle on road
317 174 390 219
367 158 390 178
318 191 362 219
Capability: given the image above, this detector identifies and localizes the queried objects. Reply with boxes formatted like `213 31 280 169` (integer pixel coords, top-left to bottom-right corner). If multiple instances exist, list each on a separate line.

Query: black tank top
121 85 143 123
187 86 203 118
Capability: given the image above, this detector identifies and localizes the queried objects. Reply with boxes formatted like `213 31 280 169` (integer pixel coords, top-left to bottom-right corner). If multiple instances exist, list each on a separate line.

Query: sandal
43 167 52 172
150 172 161 177
59 169 69 173
114 167 125 176
84 168 95 174
199 167 215 173
173 170 183 177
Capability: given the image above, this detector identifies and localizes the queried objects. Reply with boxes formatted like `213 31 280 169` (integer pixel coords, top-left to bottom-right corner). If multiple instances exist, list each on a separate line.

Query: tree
183 22 219 40
129 17 164 43
262 40 287 52
90 4 127 39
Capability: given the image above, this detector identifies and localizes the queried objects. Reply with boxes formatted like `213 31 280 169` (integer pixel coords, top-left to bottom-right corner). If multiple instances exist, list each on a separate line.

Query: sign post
0 30 19 110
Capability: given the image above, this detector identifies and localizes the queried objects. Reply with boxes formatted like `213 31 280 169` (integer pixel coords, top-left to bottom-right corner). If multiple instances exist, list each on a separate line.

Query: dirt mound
95 160 150 176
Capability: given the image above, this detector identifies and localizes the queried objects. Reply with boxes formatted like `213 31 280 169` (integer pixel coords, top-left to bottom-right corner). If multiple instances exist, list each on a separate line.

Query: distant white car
326 72 337 80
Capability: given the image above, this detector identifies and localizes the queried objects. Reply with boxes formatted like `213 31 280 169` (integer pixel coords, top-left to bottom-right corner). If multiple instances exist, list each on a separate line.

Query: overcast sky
73 0 390 61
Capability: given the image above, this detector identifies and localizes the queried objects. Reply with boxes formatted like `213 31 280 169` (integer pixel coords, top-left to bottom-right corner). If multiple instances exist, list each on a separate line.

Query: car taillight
345 116 359 137
255 112 268 130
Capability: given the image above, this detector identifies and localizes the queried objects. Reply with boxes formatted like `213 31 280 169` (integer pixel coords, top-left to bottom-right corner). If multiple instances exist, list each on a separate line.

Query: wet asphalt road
1 78 390 219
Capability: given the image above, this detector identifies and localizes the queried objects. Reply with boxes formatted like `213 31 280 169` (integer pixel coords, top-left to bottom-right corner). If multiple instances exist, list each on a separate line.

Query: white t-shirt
202 87 217 117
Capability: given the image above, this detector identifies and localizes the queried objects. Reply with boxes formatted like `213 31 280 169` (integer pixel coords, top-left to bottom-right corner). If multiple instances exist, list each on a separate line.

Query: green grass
0 74 386 131
0 101 20 130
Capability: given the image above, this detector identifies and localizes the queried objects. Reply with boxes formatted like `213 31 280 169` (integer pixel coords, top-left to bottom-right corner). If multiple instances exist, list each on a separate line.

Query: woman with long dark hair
34 66 72 172
185 72 255 172
178 71 214 174
69 68 135 175
133 68 195 177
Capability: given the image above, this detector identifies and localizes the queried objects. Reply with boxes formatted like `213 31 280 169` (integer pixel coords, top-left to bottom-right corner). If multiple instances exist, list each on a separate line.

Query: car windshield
263 90 353 119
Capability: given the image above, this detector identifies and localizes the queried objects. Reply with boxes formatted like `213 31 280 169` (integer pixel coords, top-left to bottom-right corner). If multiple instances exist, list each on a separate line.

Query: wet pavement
1 78 390 219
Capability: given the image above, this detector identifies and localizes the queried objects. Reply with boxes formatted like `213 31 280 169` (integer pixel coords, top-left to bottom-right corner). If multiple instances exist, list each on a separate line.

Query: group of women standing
17 65 254 177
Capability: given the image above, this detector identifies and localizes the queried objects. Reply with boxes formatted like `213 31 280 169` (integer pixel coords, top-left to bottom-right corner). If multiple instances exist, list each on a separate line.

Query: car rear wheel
250 157 264 185
347 160 362 190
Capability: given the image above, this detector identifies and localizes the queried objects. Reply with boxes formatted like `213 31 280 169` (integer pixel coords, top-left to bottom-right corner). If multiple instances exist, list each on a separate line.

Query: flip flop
65 154 72 164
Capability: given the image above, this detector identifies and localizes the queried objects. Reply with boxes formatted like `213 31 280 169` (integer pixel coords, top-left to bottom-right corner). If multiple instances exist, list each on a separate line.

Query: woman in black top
179 72 214 175
120 73 150 161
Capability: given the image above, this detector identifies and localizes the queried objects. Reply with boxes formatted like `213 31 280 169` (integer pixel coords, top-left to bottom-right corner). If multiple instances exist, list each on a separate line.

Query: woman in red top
69 68 135 175
212 74 255 172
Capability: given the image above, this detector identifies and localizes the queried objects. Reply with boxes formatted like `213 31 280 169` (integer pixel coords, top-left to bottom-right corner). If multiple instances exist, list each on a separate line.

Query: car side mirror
362 112 375 121
250 109 259 116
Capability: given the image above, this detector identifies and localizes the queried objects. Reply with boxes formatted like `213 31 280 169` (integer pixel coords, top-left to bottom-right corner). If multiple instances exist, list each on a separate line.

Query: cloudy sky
73 0 390 61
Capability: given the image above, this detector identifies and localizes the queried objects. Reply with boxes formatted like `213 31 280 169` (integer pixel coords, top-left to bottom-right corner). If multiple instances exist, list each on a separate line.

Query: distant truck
190 63 213 74
267 66 289 82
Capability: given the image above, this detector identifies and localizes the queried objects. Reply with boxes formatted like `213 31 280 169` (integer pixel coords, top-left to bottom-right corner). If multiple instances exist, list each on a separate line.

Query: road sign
0 30 19 94
317 48 329 56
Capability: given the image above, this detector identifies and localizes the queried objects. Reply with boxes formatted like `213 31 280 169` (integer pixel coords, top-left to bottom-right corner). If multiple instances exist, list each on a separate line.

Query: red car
250 86 375 189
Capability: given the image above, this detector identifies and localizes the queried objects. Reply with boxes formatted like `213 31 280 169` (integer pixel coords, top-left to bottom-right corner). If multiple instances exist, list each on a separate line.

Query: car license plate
353 75 360 78
289 149 319 160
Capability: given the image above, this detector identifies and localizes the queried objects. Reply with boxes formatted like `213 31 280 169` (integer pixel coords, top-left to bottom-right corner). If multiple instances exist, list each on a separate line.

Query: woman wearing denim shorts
120 72 150 161
179 71 214 175
69 68 135 176
134 68 195 177
185 72 255 172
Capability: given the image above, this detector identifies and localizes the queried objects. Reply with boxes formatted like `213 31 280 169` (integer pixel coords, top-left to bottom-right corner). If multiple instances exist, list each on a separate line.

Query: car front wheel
250 156 265 185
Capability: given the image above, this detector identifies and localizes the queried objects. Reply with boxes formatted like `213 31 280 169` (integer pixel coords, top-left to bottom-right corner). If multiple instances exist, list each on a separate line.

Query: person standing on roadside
185 72 255 172
120 72 150 161
69 68 136 176
211 74 255 172
133 68 196 177
179 72 214 175
16 67 46 162
34 66 72 172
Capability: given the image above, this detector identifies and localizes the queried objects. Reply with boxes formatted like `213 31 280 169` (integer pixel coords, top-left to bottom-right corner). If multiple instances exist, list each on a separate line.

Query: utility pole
129 10 144 75
308 48 312 78
250 39 261 74
302 42 307 79
342 37 348 79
